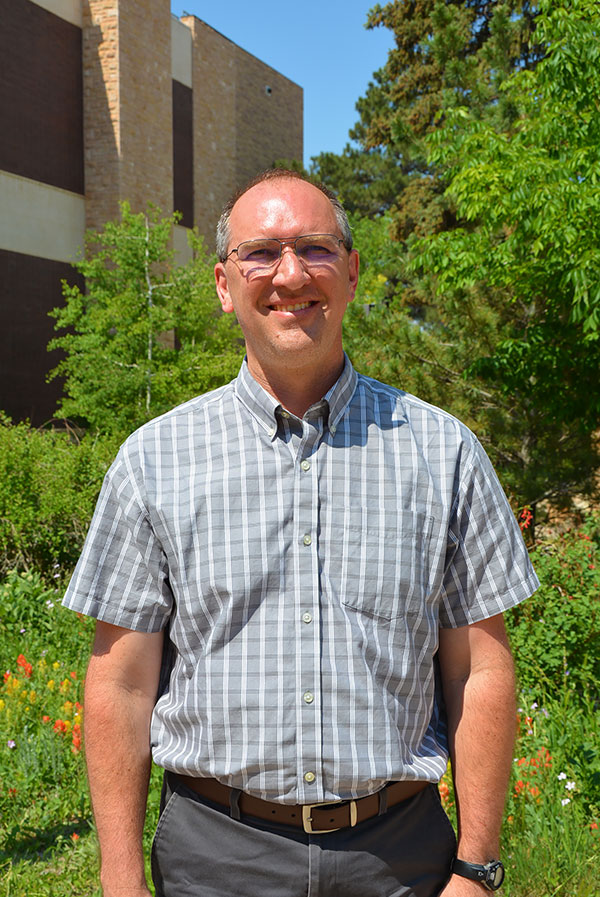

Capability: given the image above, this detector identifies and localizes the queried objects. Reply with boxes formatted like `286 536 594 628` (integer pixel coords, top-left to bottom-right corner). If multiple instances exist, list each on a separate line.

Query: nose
271 245 310 288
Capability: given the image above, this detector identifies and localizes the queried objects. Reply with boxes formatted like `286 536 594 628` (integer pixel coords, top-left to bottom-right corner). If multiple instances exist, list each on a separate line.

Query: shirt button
303 692 314 704
268 426 276 436
330 424 337 436
302 533 312 546
281 410 290 419
300 459 311 471
302 612 312 624
304 771 316 784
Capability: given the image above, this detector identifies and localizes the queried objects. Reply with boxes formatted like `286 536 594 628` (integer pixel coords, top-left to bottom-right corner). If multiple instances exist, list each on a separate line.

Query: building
0 0 303 424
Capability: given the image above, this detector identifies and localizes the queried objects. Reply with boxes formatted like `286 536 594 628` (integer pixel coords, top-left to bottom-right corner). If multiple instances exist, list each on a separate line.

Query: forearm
85 668 154 894
83 623 163 897
445 658 516 860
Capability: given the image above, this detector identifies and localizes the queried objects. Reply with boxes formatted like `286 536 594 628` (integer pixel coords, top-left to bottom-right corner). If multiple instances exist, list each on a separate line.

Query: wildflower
590 822 598 832
561 798 571 806
52 662 60 670
46 680 55 691
42 715 51 723
70 671 77 679
16 654 33 678
3 671 10 683
71 832 80 842
46 600 55 608
7 740 16 749
63 701 74 716
558 772 567 780
0 700 4 712
565 781 576 791
53 719 67 734
8 788 17 797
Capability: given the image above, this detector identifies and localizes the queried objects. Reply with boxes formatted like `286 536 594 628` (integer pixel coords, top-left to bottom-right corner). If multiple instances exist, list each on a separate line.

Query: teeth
274 302 311 312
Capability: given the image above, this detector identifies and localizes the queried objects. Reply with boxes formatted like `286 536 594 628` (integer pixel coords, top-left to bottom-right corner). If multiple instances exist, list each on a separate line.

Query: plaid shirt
63 357 538 804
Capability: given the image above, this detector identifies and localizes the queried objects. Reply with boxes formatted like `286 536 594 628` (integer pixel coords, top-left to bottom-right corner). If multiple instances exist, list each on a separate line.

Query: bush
506 514 600 699
0 417 119 577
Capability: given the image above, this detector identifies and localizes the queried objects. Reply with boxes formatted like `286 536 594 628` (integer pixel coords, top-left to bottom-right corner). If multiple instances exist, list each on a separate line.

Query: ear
214 262 235 313
347 249 359 303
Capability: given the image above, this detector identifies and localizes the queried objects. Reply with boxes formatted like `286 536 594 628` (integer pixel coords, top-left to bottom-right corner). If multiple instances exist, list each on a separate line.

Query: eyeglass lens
236 235 341 267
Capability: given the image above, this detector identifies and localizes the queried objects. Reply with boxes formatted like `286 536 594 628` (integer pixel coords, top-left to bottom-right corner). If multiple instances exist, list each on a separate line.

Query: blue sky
170 2 395 166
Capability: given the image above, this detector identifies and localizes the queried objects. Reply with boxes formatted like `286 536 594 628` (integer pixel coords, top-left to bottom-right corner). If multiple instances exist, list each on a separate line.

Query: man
63 170 538 897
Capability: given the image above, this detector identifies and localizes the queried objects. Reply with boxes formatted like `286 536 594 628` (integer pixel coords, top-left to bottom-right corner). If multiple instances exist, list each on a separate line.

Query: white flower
561 798 571 806
566 781 576 791
557 772 567 780
531 702 538 710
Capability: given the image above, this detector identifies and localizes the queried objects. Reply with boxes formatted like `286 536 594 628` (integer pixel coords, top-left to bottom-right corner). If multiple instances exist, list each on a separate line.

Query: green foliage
329 0 542 241
0 417 119 576
342 0 600 513
506 515 600 697
49 203 244 435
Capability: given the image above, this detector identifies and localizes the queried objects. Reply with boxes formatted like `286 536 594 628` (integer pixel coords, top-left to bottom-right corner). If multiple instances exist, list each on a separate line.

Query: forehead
228 179 339 245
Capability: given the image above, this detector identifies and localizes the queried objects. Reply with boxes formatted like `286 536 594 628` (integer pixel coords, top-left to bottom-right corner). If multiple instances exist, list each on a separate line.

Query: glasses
224 234 346 269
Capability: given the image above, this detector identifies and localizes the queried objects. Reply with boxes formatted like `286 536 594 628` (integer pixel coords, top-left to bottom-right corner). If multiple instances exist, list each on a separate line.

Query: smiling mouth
270 301 316 312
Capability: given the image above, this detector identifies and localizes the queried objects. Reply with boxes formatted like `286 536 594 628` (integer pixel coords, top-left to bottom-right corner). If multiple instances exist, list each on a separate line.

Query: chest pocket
331 512 434 622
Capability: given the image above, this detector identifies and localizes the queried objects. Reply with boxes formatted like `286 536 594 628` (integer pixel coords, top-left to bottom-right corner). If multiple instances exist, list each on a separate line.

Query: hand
439 874 488 896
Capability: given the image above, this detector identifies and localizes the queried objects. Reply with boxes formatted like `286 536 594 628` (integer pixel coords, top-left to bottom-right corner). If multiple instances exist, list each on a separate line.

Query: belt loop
229 787 242 820
377 784 388 816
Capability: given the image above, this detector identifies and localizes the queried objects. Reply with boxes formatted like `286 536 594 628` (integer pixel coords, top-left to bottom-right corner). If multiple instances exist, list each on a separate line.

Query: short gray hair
215 168 353 262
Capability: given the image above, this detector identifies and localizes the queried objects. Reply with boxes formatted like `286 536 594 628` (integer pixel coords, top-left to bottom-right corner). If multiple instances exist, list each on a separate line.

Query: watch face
488 862 505 889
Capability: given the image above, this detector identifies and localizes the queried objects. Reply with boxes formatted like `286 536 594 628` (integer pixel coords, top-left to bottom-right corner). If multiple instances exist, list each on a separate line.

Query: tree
311 1 542 241
345 0 600 530
48 204 244 435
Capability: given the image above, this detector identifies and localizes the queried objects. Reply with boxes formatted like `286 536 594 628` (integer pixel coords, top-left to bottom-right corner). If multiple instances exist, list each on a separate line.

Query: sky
170 2 395 166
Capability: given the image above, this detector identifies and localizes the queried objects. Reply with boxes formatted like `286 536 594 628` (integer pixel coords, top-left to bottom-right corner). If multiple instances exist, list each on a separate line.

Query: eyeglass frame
221 233 348 267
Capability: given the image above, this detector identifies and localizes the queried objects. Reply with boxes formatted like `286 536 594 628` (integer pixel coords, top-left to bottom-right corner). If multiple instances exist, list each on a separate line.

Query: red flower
53 719 67 734
16 654 33 678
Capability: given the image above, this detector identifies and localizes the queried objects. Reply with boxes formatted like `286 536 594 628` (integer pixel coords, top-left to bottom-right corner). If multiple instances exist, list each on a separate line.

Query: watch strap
452 858 504 891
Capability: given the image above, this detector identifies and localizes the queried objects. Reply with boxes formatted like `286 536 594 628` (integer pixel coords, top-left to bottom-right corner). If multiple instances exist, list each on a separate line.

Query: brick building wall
1 0 303 423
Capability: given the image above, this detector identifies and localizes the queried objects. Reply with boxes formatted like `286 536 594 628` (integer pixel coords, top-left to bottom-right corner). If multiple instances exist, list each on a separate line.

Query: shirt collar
234 354 358 438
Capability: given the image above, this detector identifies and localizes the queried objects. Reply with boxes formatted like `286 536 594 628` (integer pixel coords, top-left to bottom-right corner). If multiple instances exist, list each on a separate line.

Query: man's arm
437 613 516 896
84 620 164 897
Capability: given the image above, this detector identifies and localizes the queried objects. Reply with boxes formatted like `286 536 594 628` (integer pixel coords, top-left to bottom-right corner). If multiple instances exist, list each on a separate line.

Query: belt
175 774 429 834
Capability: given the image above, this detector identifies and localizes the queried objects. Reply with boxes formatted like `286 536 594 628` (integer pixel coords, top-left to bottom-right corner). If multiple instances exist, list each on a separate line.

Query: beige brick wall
83 0 121 230
118 0 172 216
83 0 172 233
184 17 303 249
82 4 302 242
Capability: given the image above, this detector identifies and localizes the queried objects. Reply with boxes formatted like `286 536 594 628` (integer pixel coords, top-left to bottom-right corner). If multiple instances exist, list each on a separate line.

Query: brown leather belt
176 774 428 834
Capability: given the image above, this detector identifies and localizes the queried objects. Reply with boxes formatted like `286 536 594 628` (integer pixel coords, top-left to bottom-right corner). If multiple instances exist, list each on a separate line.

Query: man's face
214 178 359 384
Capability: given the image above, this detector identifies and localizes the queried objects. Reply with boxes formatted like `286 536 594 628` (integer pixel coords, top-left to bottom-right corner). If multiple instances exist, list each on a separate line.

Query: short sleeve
62 442 173 632
439 435 539 628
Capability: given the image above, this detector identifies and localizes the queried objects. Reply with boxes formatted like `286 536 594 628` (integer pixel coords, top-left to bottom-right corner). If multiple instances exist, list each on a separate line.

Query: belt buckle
302 800 358 834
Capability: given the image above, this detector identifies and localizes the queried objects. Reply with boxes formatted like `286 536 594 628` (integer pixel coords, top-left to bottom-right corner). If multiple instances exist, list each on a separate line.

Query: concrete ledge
29 0 82 28
0 170 86 263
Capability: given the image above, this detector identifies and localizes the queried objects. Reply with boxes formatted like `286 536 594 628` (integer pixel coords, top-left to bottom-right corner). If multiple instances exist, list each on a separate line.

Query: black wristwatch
451 858 505 891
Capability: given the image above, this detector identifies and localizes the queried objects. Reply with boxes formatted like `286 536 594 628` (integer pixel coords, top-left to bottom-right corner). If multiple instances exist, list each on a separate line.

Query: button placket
294 416 324 801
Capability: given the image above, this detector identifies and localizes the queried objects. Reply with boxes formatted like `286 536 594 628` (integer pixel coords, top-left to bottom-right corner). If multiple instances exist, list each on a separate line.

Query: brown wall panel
172 79 194 228
0 0 84 194
0 248 84 425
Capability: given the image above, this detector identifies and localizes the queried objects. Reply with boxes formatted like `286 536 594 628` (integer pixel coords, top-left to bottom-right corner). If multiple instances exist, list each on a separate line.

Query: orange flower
16 654 33 678
53 719 67 734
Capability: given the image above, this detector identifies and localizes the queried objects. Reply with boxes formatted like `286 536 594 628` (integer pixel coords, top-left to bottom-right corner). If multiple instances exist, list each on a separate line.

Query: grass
1 568 598 896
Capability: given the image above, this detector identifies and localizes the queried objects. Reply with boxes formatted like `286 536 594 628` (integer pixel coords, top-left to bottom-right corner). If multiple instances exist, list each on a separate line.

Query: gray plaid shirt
63 357 538 804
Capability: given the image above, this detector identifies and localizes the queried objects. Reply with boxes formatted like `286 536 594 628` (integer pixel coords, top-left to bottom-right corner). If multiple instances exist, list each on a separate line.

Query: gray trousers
152 773 456 897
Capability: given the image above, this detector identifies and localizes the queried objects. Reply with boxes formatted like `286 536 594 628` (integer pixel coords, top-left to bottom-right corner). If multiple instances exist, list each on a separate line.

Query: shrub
506 514 600 699
0 417 119 576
